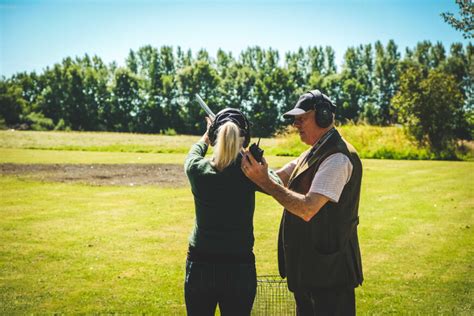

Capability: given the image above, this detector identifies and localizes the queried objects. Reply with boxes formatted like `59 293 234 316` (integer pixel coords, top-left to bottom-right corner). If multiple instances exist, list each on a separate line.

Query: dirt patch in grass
0 163 188 187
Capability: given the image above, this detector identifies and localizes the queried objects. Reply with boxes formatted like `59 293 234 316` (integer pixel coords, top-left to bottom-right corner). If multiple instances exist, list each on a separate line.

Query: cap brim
283 108 306 119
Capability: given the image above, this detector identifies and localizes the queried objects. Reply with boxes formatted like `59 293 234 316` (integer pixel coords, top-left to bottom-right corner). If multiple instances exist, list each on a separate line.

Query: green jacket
185 141 259 254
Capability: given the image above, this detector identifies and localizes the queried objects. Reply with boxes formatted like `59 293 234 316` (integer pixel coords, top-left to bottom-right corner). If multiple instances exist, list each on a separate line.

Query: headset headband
307 90 336 112
208 108 251 148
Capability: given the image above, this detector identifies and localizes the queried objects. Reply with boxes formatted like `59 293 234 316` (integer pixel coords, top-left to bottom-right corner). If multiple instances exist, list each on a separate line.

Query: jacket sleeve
184 141 208 176
254 168 283 194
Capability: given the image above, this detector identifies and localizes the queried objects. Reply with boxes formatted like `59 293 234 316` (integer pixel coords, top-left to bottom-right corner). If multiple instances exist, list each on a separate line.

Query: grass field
2 126 472 160
1 131 473 314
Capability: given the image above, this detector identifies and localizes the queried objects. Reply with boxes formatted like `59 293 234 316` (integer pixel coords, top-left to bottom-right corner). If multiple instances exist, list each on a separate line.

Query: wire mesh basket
252 275 296 315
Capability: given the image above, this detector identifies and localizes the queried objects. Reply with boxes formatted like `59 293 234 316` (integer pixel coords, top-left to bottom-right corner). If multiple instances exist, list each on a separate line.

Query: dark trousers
294 287 355 316
184 260 257 316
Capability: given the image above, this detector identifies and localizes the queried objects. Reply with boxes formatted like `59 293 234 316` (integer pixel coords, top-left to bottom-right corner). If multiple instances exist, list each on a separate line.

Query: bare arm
241 151 329 222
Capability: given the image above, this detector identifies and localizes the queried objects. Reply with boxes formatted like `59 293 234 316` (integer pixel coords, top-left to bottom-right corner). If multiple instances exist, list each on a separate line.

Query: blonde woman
184 108 279 316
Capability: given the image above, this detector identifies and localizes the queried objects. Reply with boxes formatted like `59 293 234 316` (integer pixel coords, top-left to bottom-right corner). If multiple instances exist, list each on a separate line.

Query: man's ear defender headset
208 108 251 148
307 90 335 128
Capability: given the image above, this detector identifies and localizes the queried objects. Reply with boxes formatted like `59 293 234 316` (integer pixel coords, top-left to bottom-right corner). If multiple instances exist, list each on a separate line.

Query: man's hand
241 149 271 189
242 148 330 222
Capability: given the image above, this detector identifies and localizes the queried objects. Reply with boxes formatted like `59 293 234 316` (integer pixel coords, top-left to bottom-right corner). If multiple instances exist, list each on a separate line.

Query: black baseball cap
283 90 336 119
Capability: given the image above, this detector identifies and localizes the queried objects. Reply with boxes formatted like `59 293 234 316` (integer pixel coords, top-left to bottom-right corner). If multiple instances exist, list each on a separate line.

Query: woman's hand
200 116 212 145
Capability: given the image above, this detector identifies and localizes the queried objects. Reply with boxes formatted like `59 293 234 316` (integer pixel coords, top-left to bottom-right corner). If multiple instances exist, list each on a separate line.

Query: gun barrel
195 94 216 119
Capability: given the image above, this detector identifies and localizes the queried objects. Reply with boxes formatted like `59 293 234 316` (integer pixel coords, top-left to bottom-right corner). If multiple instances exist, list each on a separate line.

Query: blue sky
0 0 470 77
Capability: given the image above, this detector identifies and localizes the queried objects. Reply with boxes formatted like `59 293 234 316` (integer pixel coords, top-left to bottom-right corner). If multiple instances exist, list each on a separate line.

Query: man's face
293 110 318 145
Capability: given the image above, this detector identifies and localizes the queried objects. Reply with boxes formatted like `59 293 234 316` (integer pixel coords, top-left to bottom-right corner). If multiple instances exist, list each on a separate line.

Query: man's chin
300 134 313 146
299 132 306 140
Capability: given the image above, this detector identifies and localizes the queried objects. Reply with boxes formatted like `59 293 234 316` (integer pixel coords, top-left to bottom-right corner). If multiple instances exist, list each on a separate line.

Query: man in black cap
241 90 363 315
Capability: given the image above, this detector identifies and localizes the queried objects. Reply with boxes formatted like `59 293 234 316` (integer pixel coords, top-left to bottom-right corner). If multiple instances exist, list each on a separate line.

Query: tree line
0 40 472 155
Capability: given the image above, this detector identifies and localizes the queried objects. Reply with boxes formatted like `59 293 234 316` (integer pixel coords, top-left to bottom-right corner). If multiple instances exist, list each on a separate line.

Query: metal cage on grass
252 275 296 315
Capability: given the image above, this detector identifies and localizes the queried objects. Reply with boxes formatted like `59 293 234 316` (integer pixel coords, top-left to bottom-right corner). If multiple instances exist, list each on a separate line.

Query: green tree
324 46 337 75
177 59 220 134
0 79 26 126
63 64 90 130
285 47 306 92
215 49 242 109
465 43 474 139
439 43 473 140
176 46 192 69
218 60 257 118
36 63 69 127
443 43 468 92
441 0 473 39
339 46 369 121
374 40 400 124
246 48 289 136
89 56 112 131
10 71 42 109
412 41 433 73
135 45 159 78
429 42 447 68
393 65 464 157
131 46 176 133
305 46 325 98
216 49 234 80
109 68 143 132
306 46 325 76
126 50 138 74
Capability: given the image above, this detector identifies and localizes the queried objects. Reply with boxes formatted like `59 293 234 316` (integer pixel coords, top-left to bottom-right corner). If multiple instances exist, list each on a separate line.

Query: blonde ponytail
212 122 244 171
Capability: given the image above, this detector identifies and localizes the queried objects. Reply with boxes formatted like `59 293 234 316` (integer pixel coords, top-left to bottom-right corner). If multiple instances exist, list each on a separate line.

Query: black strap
302 127 336 164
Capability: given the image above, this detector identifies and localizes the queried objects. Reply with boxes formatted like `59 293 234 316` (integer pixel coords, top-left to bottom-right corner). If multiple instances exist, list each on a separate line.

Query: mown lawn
1 146 473 314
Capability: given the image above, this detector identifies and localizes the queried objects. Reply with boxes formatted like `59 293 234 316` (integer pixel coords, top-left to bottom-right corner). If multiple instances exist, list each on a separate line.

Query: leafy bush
162 128 177 136
23 112 54 131
0 117 7 130
54 119 71 131
392 66 465 158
